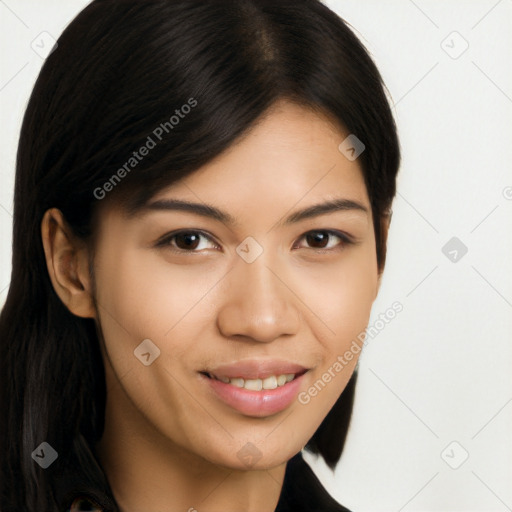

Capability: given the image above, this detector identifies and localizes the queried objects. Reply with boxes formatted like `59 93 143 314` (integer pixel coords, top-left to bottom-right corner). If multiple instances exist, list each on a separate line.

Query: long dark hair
0 0 400 510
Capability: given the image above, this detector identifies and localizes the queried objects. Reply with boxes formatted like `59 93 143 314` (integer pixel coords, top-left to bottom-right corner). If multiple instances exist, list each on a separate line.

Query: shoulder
275 451 353 512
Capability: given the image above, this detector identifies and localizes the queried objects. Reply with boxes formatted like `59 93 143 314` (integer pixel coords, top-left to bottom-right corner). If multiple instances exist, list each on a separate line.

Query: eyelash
155 229 354 254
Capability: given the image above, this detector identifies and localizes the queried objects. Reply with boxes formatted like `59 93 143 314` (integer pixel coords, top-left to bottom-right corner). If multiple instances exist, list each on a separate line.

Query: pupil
307 231 328 248
176 233 200 250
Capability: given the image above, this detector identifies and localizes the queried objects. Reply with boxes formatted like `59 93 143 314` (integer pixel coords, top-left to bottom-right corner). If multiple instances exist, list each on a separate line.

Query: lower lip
201 372 307 417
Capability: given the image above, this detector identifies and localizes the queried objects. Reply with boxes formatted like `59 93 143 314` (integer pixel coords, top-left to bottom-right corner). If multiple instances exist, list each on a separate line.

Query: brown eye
157 230 219 252
174 232 202 250
295 230 352 251
305 231 331 248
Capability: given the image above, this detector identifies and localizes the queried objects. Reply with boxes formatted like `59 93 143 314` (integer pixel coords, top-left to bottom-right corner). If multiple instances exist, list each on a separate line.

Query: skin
41 100 389 512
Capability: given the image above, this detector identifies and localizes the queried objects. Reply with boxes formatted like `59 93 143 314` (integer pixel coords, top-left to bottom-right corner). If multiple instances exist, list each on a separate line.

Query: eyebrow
143 197 368 227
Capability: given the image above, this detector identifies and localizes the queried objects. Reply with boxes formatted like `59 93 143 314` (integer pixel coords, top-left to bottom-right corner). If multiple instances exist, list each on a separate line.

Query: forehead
150 102 369 209
95 101 371 231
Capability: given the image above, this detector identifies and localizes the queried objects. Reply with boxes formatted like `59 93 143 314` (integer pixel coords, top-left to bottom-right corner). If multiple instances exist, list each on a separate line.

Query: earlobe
41 208 96 318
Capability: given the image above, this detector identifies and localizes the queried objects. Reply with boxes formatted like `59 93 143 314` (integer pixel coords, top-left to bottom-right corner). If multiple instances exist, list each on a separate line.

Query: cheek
293 248 377 409
93 246 227 388
297 247 378 349
92 250 219 436
332 268 377 351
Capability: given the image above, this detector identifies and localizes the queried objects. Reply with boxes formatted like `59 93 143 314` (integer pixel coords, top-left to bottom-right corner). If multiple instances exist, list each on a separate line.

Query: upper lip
202 359 310 380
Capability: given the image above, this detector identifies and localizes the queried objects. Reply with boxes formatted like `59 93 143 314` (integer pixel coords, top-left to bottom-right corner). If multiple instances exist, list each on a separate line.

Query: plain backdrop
1 1 511 511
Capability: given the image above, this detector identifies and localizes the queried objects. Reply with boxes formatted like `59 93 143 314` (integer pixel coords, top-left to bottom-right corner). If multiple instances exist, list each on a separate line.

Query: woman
0 0 400 510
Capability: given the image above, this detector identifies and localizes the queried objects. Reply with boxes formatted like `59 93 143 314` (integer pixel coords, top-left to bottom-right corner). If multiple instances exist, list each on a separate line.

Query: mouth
198 360 310 417
200 369 308 391
199 358 310 390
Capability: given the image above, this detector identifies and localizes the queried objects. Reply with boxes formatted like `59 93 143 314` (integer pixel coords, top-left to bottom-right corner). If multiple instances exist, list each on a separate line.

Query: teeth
244 378 262 391
262 375 277 389
230 377 245 388
210 372 298 390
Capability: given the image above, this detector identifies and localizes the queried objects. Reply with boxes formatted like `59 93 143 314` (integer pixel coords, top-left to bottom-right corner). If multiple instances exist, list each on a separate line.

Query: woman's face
92 100 380 469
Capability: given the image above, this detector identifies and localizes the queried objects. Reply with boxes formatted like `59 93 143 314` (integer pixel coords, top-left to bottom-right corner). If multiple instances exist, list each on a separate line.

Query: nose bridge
216 248 300 343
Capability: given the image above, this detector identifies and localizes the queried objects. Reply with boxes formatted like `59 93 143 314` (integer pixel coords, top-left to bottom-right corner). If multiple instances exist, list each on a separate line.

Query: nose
216 253 300 343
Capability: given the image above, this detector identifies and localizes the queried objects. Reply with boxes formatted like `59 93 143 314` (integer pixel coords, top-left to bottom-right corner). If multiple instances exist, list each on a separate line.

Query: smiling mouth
200 370 308 391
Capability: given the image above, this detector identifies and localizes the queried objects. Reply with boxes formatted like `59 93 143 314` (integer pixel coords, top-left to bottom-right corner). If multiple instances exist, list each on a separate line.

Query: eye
156 229 353 254
156 230 219 252
294 230 353 251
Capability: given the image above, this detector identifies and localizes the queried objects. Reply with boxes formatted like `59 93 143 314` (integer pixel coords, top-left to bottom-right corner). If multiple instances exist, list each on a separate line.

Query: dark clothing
276 451 352 511
67 451 352 512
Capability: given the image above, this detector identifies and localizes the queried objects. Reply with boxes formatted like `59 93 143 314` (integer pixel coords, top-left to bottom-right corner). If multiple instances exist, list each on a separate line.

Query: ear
41 208 96 318
375 209 392 297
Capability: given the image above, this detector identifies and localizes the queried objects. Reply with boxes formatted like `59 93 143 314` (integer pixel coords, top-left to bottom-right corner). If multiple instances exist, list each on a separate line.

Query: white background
1 1 511 511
